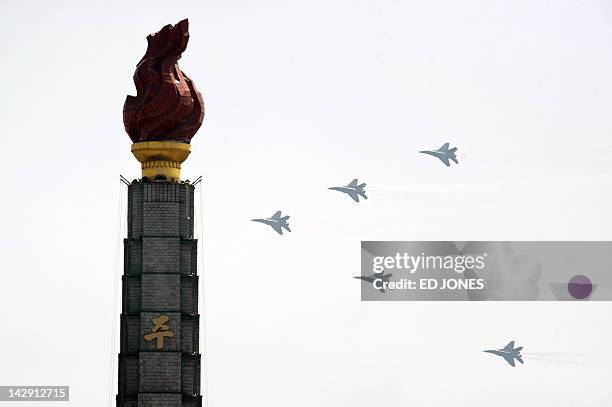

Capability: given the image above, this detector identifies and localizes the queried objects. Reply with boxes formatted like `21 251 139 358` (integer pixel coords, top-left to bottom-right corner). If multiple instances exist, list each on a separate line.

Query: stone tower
117 181 201 406
116 19 205 407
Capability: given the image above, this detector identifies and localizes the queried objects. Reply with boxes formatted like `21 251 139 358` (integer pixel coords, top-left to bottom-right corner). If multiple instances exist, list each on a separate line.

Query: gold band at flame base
131 141 191 181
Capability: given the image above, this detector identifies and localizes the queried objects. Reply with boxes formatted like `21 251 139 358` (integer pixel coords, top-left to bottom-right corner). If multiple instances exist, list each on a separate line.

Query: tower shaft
117 181 202 407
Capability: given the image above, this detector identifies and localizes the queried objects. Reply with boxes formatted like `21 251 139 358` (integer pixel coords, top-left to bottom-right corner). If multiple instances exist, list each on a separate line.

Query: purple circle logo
567 275 593 300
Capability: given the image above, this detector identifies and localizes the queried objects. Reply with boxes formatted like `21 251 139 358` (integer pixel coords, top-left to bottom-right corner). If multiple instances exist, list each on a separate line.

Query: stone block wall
117 181 202 407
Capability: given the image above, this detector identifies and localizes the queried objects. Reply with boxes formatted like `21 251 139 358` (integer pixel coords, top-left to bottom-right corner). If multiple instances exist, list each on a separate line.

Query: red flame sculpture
124 19 204 143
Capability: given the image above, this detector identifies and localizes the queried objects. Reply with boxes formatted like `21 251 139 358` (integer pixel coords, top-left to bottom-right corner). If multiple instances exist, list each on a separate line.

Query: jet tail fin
516 355 524 364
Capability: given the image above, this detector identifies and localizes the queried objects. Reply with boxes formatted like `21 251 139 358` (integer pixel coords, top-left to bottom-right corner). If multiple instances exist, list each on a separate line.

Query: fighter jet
353 271 393 293
419 143 459 167
251 211 291 235
329 179 368 202
484 341 524 367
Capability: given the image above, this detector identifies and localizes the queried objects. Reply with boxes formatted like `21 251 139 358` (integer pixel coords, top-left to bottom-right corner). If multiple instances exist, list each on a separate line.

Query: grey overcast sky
1 0 612 405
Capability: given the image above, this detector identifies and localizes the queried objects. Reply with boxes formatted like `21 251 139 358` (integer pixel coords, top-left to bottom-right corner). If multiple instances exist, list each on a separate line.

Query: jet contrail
524 356 611 368
368 184 479 192
523 352 609 358
522 352 612 367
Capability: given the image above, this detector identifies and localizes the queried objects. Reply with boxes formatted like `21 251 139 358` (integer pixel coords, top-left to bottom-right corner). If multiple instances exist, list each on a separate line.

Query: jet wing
347 179 359 187
345 190 360 202
270 223 284 235
271 211 282 219
354 276 386 293
502 354 516 367
440 143 450 151
438 156 451 167
502 341 515 352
